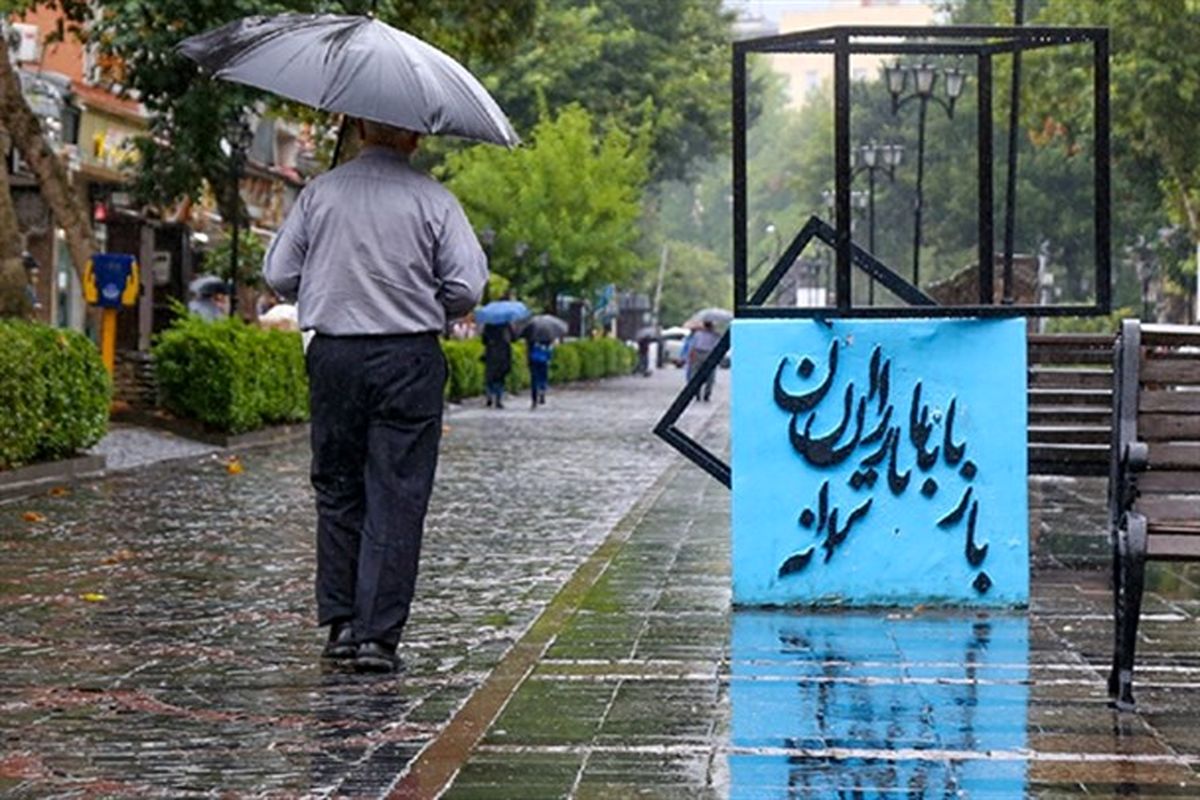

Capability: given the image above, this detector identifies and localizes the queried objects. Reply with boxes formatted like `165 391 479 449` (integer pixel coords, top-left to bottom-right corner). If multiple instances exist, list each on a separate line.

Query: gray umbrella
178 14 519 147
189 275 230 298
519 314 570 344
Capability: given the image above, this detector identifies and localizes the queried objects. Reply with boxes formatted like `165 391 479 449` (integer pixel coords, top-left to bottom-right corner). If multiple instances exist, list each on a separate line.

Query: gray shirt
263 146 488 335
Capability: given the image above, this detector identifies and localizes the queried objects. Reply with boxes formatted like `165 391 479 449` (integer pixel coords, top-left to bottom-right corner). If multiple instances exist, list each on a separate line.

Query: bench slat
1146 444 1200 469
1139 390 1200 414
1141 324 1200 348
1029 388 1111 406
1141 359 1200 385
1029 444 1108 463
1027 349 1113 365
1136 496 1200 522
1029 367 1112 390
1029 407 1111 425
1146 534 1200 561
1138 471 1200 493
1138 414 1200 442
1028 425 1111 444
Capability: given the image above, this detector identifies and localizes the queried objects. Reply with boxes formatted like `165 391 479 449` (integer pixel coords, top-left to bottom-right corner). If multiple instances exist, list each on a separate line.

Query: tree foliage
478 0 732 183
443 104 650 310
1029 0 1200 313
23 0 535 218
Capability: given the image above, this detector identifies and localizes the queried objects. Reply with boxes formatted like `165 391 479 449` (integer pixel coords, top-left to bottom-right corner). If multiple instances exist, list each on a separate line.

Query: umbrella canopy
189 275 230 298
178 14 519 147
684 307 733 329
635 325 660 341
520 314 569 344
475 299 530 326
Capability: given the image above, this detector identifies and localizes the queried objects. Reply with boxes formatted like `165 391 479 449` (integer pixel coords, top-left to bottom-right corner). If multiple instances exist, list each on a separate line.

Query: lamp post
224 116 253 316
538 250 551 312
853 141 903 304
479 227 495 303
885 62 966 287
822 188 868 306
513 241 529 296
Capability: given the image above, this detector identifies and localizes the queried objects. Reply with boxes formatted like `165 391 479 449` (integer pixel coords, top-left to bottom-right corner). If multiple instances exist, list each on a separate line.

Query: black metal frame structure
732 25 1111 319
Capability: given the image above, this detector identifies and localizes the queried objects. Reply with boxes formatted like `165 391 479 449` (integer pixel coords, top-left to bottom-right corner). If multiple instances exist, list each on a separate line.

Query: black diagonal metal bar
652 332 733 488
809 218 937 306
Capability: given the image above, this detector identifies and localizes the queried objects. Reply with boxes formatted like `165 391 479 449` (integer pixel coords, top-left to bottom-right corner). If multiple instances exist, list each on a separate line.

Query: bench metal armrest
1124 441 1149 472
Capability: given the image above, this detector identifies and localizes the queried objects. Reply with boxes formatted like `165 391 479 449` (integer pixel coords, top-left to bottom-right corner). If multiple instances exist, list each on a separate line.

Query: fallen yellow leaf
22 511 46 523
48 486 71 498
101 549 136 565
80 593 107 603
226 457 244 475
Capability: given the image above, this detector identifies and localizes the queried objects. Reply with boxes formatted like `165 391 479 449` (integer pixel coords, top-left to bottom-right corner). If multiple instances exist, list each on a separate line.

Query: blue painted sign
731 318 1028 607
729 611 1030 797
83 253 139 309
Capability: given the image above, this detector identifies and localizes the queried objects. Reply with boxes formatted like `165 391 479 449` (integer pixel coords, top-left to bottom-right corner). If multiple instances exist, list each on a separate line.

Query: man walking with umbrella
182 10 517 672
264 118 487 672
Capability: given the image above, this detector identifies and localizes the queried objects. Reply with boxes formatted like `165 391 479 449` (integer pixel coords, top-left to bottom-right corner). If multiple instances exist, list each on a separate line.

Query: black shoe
486 396 493 407
321 620 357 660
496 398 504 409
531 398 538 409
538 393 546 405
355 640 400 673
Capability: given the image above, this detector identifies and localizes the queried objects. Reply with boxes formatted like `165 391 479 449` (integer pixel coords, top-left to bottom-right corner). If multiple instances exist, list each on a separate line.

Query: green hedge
153 316 638 427
0 320 111 470
152 314 307 434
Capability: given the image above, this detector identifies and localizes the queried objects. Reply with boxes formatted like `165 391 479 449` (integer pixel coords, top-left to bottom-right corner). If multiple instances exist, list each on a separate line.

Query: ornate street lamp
884 61 966 287
853 141 903 304
224 115 254 316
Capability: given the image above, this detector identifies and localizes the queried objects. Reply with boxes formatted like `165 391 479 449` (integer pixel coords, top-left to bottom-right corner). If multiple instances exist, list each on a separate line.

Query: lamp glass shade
914 64 936 95
862 144 878 168
892 144 905 166
944 69 966 100
881 144 898 167
886 63 907 95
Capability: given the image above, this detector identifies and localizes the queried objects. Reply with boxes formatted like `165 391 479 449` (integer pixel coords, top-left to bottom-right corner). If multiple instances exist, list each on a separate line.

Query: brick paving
4 363 1200 798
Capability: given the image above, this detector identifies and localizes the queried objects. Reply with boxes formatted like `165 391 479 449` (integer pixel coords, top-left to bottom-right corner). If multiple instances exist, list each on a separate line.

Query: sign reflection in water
729 612 1030 798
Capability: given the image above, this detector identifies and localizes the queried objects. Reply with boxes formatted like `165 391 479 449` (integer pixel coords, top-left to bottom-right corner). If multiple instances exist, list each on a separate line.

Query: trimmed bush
443 338 485 401
548 343 581 384
0 320 111 470
153 314 307 434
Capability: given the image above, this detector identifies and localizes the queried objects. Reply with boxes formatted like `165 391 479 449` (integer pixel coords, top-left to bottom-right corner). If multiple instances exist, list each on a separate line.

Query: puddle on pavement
729 610 1029 798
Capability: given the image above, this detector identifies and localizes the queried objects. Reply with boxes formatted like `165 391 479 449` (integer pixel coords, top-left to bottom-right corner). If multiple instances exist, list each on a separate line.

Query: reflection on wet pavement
730 612 1029 798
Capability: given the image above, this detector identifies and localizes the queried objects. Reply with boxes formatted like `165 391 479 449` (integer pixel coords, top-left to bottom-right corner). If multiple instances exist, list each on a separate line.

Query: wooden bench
1109 320 1200 710
1028 334 1115 476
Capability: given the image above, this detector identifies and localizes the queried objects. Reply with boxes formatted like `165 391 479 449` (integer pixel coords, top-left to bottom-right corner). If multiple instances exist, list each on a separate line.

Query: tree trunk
0 49 95 282
0 124 33 318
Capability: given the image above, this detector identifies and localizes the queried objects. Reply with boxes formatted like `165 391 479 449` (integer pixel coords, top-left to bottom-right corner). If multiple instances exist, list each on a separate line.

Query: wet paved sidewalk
0 369 719 798
4 364 1200 798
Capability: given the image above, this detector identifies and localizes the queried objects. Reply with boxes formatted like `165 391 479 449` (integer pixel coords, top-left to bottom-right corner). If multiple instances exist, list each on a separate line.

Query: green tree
88 0 535 218
443 104 650 311
1030 0 1200 318
478 0 733 182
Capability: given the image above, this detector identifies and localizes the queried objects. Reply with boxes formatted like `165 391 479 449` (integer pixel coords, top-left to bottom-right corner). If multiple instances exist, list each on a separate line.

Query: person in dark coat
482 322 512 408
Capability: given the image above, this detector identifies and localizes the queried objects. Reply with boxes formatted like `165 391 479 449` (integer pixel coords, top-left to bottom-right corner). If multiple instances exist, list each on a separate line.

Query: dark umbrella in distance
684 307 733 329
519 314 569 344
178 14 519 148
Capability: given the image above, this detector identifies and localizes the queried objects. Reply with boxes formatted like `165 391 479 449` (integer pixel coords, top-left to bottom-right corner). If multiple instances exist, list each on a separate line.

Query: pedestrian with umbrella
519 313 569 409
475 297 529 409
187 275 231 321
683 308 730 403
182 12 508 673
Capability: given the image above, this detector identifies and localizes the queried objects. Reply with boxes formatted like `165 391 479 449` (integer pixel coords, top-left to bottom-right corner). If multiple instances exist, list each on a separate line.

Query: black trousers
307 333 446 647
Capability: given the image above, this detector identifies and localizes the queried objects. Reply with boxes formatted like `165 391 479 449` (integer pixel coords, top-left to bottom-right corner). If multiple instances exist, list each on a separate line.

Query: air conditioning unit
9 23 41 63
